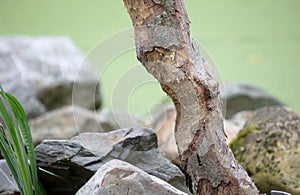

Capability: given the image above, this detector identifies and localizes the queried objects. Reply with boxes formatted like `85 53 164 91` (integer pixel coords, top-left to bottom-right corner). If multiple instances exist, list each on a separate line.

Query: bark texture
123 0 259 194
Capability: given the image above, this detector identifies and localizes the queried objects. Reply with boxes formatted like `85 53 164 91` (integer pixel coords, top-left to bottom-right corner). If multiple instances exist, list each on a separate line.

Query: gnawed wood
123 0 259 194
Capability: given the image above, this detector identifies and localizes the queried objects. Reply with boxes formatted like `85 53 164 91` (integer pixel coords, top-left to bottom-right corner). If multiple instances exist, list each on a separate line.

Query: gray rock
224 111 253 143
0 35 101 118
35 128 189 194
70 129 128 155
222 82 283 118
143 101 253 161
76 159 188 195
0 160 19 195
101 127 189 193
73 128 189 193
35 140 104 195
97 109 142 132
229 106 300 195
35 129 129 195
144 102 179 161
30 105 117 145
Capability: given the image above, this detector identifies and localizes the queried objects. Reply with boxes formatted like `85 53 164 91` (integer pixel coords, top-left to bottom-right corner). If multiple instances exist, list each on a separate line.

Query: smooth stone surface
97 109 142 132
222 82 283 118
70 129 128 155
0 35 101 118
30 105 118 145
76 159 188 195
230 106 300 195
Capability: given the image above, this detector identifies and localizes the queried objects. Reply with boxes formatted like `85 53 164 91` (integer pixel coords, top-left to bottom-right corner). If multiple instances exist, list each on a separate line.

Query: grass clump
0 86 45 195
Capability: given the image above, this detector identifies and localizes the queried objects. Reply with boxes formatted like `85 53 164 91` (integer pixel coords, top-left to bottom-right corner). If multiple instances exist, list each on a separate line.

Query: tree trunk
123 0 259 194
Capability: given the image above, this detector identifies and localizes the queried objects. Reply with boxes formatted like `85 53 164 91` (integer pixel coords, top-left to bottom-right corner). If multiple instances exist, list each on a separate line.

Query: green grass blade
0 91 27 194
0 86 45 195
0 125 21 190
6 95 33 194
6 93 42 194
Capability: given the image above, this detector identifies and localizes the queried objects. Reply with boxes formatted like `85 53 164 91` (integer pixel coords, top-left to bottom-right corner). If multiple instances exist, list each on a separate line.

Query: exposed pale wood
123 0 259 194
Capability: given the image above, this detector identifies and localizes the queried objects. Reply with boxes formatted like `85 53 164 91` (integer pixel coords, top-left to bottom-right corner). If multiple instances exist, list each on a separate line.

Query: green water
1 0 299 116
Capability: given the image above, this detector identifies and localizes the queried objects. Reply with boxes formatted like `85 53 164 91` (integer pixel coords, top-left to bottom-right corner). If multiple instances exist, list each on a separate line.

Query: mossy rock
229 125 261 162
229 106 300 195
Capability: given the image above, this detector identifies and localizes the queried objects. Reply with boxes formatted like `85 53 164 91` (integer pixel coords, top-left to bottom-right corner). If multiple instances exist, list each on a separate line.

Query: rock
229 106 300 195
0 160 19 195
144 103 179 161
35 129 131 194
224 111 253 143
35 140 104 195
70 129 128 155
222 82 283 118
76 159 188 195
30 105 117 145
100 127 189 193
35 128 189 194
0 35 101 118
73 128 189 193
144 101 247 158
97 109 142 132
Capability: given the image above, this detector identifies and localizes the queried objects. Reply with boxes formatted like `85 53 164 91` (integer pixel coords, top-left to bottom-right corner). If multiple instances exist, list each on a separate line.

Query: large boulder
76 159 188 195
229 106 300 194
222 82 283 118
0 36 101 118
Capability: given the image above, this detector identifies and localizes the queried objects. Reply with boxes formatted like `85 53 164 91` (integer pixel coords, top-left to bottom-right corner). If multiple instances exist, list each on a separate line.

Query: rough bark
123 0 259 194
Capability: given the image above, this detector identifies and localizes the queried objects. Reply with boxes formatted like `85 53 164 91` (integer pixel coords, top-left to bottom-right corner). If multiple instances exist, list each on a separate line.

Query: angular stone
76 159 188 195
72 128 187 191
34 129 130 194
0 160 19 195
222 82 283 118
70 129 128 155
35 140 104 195
35 128 189 194
115 127 158 150
230 106 300 195
100 127 189 193
0 36 101 118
